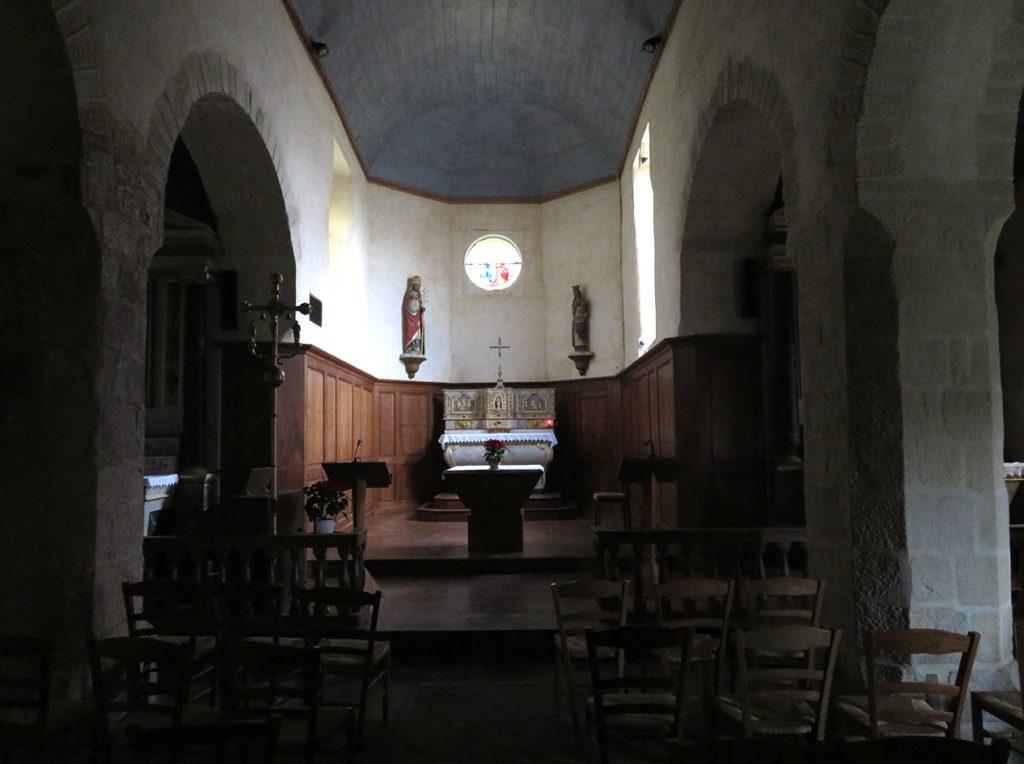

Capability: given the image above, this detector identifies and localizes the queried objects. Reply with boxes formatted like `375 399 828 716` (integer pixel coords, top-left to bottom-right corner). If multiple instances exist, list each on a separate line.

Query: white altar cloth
438 431 558 447
437 430 557 489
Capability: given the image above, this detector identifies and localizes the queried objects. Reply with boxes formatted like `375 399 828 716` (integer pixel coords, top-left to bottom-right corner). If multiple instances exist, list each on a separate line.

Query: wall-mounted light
641 35 661 53
311 39 329 58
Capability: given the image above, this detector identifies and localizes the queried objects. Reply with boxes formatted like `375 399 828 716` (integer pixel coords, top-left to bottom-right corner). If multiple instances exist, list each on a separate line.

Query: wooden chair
715 624 841 741
653 577 735 696
0 634 92 759
670 737 828 763
971 623 1024 744
293 587 390 751
585 625 696 764
123 580 218 703
87 635 195 760
206 582 285 644
834 735 1010 763
834 628 981 739
742 576 825 627
220 639 354 763
550 578 629 733
592 492 630 529
125 716 282 763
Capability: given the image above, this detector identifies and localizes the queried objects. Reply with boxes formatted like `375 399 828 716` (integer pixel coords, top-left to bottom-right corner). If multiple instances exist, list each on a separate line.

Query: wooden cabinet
621 336 765 528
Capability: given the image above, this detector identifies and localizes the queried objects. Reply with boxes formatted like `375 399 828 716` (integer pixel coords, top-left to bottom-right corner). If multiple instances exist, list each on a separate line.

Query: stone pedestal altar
443 465 544 554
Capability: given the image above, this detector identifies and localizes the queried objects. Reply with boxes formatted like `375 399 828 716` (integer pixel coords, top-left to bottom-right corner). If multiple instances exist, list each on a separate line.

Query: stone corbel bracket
568 350 594 376
399 353 426 379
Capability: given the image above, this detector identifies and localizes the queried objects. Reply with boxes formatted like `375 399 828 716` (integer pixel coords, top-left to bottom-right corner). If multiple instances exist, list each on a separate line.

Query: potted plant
483 439 506 469
303 480 350 534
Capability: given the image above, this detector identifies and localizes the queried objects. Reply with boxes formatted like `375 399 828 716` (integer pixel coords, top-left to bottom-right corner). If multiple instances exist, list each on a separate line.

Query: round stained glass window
464 235 522 291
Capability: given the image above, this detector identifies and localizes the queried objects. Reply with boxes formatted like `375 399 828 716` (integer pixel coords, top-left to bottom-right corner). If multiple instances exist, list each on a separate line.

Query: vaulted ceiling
290 0 678 201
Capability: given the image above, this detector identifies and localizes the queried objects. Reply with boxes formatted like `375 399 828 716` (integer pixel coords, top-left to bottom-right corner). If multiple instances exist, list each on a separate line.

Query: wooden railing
142 532 367 593
594 527 808 605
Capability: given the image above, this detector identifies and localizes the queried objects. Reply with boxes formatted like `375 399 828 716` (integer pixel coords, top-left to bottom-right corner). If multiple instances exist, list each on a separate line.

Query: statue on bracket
399 275 426 379
569 284 594 376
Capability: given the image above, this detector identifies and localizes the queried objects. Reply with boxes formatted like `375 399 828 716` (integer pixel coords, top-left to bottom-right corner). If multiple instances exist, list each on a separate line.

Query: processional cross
489 336 510 388
241 272 310 508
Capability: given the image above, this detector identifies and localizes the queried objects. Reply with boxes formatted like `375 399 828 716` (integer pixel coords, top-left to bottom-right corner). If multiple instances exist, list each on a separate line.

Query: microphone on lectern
354 438 363 461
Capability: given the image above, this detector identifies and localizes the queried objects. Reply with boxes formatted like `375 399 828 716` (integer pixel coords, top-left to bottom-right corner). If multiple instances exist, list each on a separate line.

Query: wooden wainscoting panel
304 367 325 479
324 375 337 463
399 391 430 456
337 380 353 461
657 359 675 457
360 386 374 457
378 390 396 458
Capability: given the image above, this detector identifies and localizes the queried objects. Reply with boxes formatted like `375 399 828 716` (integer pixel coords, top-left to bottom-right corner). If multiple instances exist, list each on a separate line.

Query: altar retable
438 386 557 490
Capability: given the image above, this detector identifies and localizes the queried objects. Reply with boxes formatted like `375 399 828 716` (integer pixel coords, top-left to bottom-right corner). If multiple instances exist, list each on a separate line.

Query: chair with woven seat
742 576 825 628
0 634 93 760
586 624 696 764
293 586 389 751
87 634 197 760
834 628 980 739
653 577 735 697
971 623 1024 744
123 580 218 704
715 624 841 741
206 582 286 644
550 578 629 734
125 716 282 763
220 639 354 763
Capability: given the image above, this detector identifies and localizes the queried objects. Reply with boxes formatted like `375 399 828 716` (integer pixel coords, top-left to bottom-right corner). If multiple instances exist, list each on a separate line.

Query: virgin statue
571 284 590 351
402 276 425 355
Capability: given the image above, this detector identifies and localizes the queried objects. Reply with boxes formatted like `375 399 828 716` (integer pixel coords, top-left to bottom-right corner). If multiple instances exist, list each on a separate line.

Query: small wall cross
489 336 510 388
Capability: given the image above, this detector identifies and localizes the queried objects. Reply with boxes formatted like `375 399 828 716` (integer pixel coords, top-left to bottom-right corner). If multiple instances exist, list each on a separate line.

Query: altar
439 386 557 489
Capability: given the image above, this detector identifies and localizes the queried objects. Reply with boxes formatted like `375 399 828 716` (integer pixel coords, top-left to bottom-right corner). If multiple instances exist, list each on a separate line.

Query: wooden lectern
322 461 392 532
618 456 684 529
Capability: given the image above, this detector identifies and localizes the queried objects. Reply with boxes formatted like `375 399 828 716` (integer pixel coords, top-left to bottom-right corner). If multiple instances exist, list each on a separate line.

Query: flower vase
485 456 501 470
314 518 335 534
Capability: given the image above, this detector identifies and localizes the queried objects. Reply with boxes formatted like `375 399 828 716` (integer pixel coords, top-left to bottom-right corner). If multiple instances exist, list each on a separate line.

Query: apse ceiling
289 0 678 201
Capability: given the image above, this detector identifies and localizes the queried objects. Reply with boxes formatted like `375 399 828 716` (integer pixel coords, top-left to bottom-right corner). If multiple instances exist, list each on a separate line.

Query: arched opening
143 93 296 534
0 3 103 678
994 90 1024 618
680 101 803 525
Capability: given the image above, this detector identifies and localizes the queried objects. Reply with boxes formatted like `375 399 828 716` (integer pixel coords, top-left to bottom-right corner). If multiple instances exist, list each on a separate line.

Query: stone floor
354 634 673 763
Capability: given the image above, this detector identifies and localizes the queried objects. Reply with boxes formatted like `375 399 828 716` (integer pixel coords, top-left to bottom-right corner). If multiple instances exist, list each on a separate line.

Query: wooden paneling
337 381 353 461
375 382 443 511
618 336 766 529
220 335 767 529
324 376 337 463
305 368 324 467
378 391 396 457
552 377 621 514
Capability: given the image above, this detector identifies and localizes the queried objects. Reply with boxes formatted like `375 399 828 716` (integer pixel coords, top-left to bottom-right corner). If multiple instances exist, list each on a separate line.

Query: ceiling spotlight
311 40 329 58
641 35 661 53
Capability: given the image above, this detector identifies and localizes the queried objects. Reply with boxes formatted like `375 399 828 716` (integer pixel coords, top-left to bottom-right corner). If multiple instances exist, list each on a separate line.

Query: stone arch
138 51 297 275
684 58 796 213
161 91 297 307
849 0 1019 678
679 101 781 336
0 1 105 684
678 59 797 338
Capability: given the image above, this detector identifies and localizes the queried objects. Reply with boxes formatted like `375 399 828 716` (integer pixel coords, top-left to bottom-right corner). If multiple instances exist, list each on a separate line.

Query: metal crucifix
489 336 510 388
241 272 310 512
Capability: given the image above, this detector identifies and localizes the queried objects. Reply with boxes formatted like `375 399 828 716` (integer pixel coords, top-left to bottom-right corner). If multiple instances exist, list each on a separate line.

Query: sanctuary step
415 491 580 522
355 512 594 633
